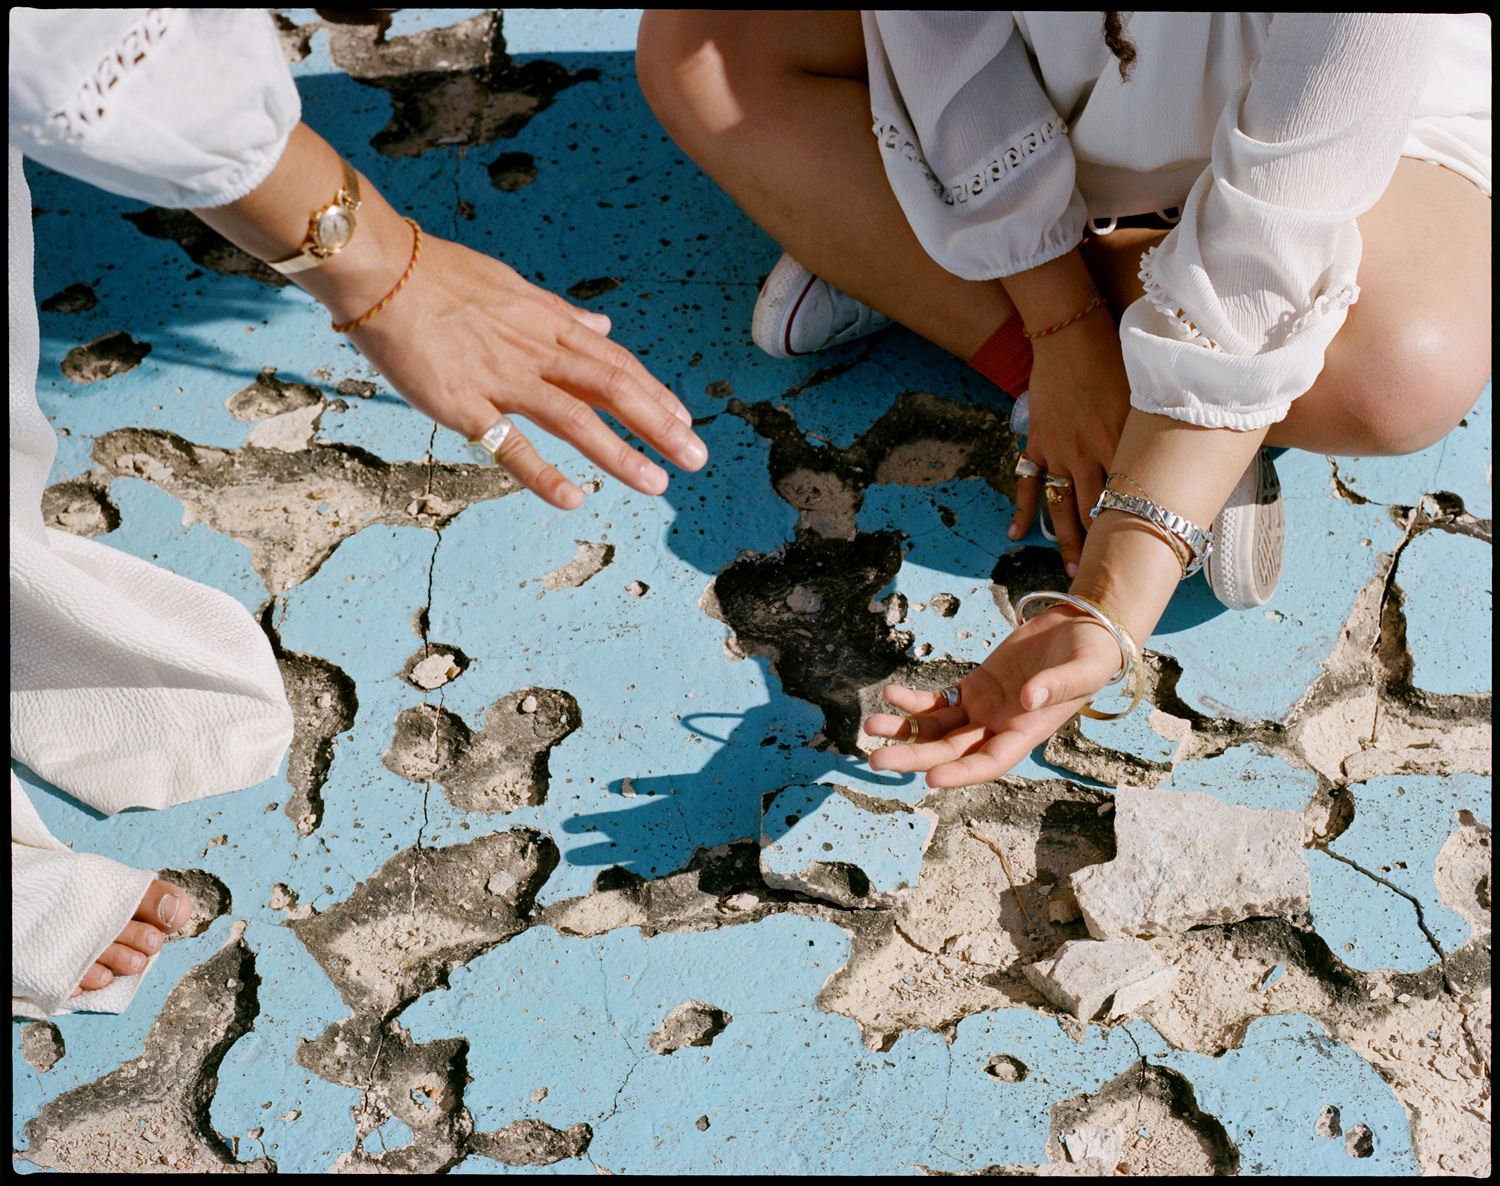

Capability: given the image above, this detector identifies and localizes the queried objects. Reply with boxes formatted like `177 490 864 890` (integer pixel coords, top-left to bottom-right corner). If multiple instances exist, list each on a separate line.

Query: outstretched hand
344 229 708 509
862 606 1124 787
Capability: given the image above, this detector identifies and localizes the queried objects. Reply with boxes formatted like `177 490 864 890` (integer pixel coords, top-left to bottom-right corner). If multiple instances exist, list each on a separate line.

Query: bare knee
1324 316 1488 456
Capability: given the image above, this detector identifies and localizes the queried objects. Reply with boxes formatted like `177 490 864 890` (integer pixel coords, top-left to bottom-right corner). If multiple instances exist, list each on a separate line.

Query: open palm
864 606 1124 787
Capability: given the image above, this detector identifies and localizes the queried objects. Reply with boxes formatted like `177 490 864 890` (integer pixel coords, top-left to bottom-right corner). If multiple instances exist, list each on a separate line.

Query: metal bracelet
1013 592 1145 721
1089 489 1212 578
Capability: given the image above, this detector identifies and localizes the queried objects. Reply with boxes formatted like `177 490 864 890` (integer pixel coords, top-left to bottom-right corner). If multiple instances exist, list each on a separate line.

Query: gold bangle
331 219 422 334
1022 293 1106 340
1014 591 1145 720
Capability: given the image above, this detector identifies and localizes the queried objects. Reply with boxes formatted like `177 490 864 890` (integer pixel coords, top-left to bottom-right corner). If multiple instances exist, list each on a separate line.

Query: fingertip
1023 685 1049 711
556 483 585 510
1008 523 1022 541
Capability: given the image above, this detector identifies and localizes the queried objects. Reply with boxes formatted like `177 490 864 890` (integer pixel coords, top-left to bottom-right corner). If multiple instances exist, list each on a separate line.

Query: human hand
1009 307 1131 573
862 605 1123 787
344 228 707 509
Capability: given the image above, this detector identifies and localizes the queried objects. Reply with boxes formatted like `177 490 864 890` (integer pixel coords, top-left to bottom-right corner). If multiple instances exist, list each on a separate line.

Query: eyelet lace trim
40 9 177 145
874 117 1068 207
1137 243 1359 353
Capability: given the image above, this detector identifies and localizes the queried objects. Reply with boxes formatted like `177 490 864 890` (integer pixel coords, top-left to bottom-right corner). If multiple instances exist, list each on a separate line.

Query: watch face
466 441 495 466
314 207 355 252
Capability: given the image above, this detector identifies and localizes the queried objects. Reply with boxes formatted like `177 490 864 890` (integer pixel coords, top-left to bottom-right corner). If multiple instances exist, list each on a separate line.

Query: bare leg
637 10 1014 359
641 15 1491 458
1077 161 1491 458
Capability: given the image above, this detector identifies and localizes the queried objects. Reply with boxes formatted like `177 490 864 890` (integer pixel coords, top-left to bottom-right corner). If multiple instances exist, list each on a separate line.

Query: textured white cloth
864 12 1492 430
9 7 299 1018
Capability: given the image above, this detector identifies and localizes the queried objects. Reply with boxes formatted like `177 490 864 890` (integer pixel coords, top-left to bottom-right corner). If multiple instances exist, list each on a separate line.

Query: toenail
146 929 162 951
158 894 180 927
130 952 145 972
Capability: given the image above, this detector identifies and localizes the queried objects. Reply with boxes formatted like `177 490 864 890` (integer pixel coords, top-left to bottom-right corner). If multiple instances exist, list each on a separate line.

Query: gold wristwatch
267 156 363 275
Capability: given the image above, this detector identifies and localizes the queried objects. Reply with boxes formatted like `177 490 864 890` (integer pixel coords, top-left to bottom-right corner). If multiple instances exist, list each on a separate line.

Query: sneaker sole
751 254 819 359
1205 449 1284 610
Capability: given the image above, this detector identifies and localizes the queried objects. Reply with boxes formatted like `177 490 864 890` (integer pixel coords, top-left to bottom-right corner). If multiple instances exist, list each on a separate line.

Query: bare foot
69 879 195 998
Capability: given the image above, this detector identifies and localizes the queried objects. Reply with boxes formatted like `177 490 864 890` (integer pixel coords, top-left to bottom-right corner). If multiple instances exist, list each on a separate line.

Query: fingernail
684 438 708 467
1028 688 1049 709
1066 562 1079 577
100 969 113 985
158 894 180 927
1008 525 1021 540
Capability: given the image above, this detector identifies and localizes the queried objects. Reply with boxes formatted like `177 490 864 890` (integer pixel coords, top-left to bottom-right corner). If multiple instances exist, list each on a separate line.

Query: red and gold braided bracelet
331 218 422 333
1021 292 1106 340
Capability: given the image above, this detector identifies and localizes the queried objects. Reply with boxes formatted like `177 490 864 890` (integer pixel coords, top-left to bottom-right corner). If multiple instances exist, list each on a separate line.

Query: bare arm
192 122 707 508
866 407 1266 787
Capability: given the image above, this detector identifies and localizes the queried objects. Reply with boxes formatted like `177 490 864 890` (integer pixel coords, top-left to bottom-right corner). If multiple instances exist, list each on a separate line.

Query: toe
133 878 194 933
97 941 149 977
73 962 114 995
119 919 165 956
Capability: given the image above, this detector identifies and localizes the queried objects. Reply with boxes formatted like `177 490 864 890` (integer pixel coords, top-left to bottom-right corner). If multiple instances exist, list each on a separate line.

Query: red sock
967 312 1032 397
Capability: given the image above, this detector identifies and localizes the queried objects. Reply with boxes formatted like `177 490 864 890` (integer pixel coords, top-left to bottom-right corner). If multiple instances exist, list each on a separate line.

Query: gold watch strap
268 157 362 276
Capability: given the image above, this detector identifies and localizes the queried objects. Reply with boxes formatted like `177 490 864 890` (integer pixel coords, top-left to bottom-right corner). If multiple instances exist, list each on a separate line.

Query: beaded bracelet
332 218 422 333
1022 293 1106 340
1014 591 1145 721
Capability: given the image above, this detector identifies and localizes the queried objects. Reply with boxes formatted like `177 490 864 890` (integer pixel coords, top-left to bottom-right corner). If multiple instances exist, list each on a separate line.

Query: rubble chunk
1069 785 1309 940
1345 1123 1374 1158
1022 937 1175 1021
20 1022 65 1072
410 653 460 690
928 592 960 617
1316 1105 1342 1139
649 1001 732 1054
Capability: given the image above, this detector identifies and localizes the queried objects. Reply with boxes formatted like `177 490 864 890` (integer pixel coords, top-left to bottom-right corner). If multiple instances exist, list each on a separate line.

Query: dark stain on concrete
322 11 599 159
60 331 152 384
39 281 98 314
41 475 121 537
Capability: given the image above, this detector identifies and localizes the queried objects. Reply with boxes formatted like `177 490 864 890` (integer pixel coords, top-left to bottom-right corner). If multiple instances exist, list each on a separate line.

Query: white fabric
8 7 300 208
9 7 299 1018
864 12 1492 430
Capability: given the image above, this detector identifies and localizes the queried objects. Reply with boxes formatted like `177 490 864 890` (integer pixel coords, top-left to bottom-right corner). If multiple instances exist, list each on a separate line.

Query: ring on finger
1015 455 1043 479
1045 484 1069 506
1044 474 1073 490
938 684 960 709
898 712 921 744
466 415 516 466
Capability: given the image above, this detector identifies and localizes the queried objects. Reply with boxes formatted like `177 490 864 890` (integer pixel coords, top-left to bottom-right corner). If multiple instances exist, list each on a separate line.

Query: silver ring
938 684 960 708
1044 474 1073 489
466 414 515 466
1015 456 1042 479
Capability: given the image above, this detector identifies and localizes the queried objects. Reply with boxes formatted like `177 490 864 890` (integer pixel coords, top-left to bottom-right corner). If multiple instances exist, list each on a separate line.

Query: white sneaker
1204 448 1285 610
751 252 892 359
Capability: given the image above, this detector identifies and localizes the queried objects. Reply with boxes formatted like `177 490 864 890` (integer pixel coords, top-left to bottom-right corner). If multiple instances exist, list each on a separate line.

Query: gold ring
899 712 920 744
1045 486 1067 506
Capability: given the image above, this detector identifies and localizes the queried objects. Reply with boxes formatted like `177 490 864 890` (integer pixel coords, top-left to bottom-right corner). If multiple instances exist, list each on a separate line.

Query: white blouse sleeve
8 8 300 209
1120 13 1437 431
863 11 1086 280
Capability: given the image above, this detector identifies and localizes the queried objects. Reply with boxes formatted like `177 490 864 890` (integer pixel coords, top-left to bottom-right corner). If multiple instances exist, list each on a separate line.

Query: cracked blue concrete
13 8 1491 1177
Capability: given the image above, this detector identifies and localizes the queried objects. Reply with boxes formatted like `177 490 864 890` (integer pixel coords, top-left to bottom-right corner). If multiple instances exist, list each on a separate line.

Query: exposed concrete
87 425 519 593
382 688 581 813
19 1023 65 1074
648 1001 733 1055
16 924 270 1172
1069 785 1310 940
1317 1104 1342 1138
542 539 615 591
1021 938 1176 1022
40 474 120 537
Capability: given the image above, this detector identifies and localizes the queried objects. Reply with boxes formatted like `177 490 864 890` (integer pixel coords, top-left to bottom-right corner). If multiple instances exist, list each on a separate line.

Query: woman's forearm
190 122 414 325
1069 408 1269 642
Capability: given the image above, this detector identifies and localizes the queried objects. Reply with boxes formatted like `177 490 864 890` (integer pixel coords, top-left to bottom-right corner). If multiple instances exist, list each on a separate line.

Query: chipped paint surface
12 9 1492 1176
